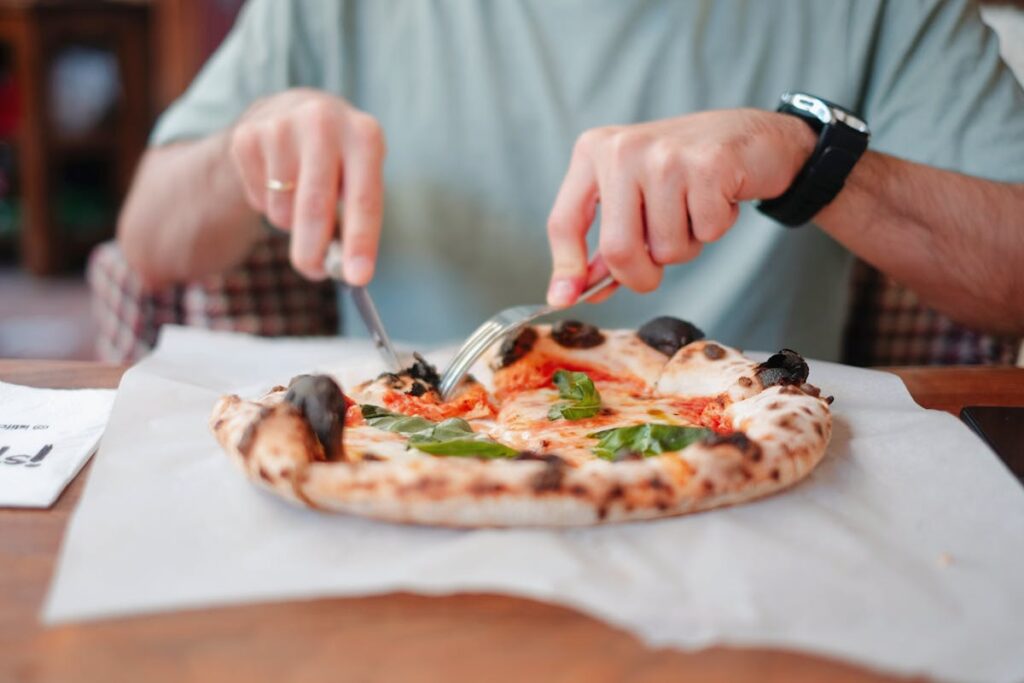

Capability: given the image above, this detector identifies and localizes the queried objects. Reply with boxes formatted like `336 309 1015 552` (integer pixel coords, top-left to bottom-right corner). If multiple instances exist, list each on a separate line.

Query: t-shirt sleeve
860 0 1024 183
149 0 315 146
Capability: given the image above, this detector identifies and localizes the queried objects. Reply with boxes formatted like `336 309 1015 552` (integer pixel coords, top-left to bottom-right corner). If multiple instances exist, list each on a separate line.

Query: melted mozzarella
492 385 703 465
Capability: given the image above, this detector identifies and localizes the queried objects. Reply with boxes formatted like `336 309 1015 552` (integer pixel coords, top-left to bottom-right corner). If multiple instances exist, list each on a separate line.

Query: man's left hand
545 109 816 306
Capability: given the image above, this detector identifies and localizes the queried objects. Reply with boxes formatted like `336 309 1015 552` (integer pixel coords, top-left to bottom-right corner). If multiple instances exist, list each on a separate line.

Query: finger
261 122 300 230
340 115 385 286
597 172 662 294
582 256 619 304
642 181 701 266
290 129 341 280
546 148 598 307
230 128 267 213
688 185 739 243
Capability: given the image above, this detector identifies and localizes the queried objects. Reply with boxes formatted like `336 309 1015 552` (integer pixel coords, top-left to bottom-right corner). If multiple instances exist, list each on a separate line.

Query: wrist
774 112 817 180
757 93 870 227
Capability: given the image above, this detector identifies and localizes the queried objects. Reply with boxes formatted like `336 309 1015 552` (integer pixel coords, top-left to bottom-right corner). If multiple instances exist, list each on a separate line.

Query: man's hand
545 109 815 306
229 89 386 283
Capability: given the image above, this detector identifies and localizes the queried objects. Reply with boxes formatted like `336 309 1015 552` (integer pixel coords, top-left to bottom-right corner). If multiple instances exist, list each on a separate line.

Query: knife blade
323 241 404 373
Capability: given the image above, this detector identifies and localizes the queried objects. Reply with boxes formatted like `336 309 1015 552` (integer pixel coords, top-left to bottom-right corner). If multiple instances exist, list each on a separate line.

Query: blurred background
0 0 1021 364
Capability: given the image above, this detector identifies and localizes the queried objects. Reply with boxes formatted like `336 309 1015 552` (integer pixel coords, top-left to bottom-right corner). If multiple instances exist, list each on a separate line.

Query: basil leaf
361 407 518 459
589 423 711 461
410 438 519 459
360 404 436 434
548 370 602 421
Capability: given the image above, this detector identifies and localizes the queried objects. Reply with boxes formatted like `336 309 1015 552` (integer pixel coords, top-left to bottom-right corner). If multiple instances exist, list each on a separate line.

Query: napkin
43 327 1024 683
0 381 116 508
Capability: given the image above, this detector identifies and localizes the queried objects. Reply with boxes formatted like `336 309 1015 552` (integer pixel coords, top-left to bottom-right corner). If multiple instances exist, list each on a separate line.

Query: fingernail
345 256 373 285
547 278 578 307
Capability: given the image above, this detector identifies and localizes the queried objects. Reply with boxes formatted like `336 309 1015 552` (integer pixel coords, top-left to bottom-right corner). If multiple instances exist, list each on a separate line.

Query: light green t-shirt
151 0 1024 359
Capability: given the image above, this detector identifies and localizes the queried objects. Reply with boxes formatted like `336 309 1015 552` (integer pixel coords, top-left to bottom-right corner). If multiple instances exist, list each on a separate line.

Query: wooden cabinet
0 0 150 275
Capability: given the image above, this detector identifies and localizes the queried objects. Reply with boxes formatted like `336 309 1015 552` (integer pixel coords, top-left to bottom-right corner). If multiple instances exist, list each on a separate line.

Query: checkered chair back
87 234 338 363
842 260 1020 366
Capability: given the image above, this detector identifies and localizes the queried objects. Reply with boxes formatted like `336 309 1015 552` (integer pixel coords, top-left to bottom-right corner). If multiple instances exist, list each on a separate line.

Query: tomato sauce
494 355 642 398
381 383 496 422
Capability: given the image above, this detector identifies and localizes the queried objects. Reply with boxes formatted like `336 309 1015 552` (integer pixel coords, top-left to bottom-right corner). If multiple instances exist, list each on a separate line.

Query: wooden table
2 360 1022 683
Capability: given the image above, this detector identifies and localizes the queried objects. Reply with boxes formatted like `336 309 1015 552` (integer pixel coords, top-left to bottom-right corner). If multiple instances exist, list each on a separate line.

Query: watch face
782 92 870 135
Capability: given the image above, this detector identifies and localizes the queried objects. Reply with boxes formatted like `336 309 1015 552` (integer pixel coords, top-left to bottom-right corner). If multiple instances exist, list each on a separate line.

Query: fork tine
438 312 538 398
437 274 615 399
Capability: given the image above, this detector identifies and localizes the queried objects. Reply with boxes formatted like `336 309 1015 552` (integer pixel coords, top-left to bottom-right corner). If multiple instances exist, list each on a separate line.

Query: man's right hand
229 88 386 283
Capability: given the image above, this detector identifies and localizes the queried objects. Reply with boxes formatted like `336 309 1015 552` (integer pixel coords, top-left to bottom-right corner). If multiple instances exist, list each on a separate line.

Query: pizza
210 317 832 527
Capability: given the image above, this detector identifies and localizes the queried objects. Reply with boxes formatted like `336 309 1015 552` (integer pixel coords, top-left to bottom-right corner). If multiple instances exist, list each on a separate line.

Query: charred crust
702 343 726 360
531 467 564 493
551 320 605 349
599 407 616 416
703 431 762 463
361 453 385 462
258 466 272 483
814 422 824 437
597 485 626 520
406 381 429 397
406 353 441 390
515 451 565 464
825 396 835 405
755 349 810 388
777 415 797 431
470 481 508 495
701 479 715 494
525 454 566 493
570 484 588 497
648 476 667 490
737 376 753 388
285 375 346 461
769 468 780 481
767 401 782 410
270 385 287 393
801 383 822 397
499 326 539 367
237 406 273 459
637 316 705 356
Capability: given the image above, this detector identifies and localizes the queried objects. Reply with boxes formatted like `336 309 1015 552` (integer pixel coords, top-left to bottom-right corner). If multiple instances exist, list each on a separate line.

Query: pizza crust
210 331 831 527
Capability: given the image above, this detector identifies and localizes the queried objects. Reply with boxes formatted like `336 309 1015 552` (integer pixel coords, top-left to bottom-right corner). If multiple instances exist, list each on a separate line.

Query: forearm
816 152 1024 336
117 130 262 289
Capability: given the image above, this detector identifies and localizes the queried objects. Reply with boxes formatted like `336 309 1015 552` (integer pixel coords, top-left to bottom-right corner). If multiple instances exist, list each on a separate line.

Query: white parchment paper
44 327 1024 683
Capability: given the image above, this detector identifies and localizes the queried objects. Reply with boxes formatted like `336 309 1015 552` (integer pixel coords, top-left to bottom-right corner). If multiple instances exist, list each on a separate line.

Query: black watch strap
757 112 868 227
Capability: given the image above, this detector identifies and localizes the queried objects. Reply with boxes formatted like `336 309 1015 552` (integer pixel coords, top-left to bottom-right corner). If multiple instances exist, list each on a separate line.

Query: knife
323 241 404 373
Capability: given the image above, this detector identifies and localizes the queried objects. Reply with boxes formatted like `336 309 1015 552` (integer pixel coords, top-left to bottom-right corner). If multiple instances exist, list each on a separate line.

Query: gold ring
266 178 296 192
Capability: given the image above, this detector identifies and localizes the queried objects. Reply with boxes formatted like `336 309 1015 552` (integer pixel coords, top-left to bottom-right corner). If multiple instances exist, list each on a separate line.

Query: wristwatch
757 92 870 227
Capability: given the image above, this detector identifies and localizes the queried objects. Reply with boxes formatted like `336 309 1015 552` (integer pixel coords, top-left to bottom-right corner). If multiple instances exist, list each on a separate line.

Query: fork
437 275 615 399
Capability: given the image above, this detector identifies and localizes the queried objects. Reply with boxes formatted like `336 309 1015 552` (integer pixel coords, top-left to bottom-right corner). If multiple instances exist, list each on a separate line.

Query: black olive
755 349 809 387
551 320 605 348
637 316 705 356
285 374 346 460
498 326 539 367
406 352 441 390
